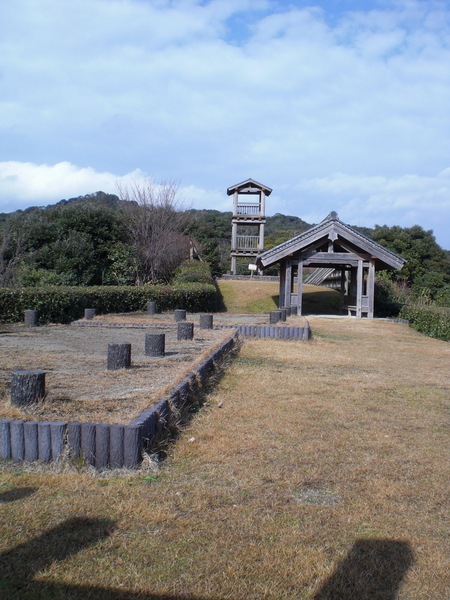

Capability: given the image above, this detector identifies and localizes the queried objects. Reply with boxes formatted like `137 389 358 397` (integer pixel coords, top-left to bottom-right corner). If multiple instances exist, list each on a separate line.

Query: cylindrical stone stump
11 370 46 407
174 309 187 322
199 314 213 329
146 301 157 314
24 310 39 326
177 322 194 341
145 333 165 357
107 343 131 370
84 308 96 320
269 310 282 324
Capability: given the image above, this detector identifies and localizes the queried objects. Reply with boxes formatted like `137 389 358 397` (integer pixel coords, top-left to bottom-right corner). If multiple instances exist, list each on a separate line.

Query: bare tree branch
0 218 30 287
117 179 193 284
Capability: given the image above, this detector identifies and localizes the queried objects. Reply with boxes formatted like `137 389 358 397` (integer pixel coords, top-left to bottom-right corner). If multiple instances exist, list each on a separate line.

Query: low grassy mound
217 279 340 314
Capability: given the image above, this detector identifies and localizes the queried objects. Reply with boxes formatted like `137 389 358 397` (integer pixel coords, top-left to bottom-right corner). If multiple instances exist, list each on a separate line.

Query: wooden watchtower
227 178 272 275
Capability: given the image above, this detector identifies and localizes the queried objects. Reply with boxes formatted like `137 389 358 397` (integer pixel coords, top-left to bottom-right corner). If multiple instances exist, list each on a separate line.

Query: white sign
248 264 257 271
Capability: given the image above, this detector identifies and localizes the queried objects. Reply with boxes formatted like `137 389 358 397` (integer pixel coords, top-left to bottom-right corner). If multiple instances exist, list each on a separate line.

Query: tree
0 202 130 287
117 179 192 284
371 224 450 297
0 214 30 286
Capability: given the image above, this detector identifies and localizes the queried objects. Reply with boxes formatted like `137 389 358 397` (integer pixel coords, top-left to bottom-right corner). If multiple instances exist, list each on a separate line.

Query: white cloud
290 169 450 247
0 160 228 213
0 0 449 249
0 161 142 208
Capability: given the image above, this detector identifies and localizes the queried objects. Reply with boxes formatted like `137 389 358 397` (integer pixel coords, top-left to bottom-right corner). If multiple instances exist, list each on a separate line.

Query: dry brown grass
0 323 231 424
1 317 449 599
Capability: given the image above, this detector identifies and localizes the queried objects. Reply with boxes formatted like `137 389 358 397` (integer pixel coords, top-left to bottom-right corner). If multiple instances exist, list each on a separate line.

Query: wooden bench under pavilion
255 212 406 318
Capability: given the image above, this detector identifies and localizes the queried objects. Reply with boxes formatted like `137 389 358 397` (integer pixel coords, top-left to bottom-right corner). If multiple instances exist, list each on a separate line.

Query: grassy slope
1 284 449 599
217 279 340 314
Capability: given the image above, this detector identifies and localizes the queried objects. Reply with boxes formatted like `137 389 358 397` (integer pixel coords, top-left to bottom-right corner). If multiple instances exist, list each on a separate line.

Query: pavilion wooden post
284 260 292 309
368 260 375 318
339 269 345 314
356 259 364 318
279 262 286 308
297 261 303 315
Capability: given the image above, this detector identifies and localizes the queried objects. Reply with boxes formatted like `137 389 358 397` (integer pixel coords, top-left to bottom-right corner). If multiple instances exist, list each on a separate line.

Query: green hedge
0 283 221 325
399 304 450 342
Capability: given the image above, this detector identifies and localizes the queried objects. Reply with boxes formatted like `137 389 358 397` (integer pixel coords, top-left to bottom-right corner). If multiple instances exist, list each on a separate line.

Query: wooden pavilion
255 212 406 318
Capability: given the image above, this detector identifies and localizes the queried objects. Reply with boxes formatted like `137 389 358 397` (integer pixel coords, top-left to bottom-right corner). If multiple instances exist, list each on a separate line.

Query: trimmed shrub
0 283 221 324
172 260 215 286
399 304 450 342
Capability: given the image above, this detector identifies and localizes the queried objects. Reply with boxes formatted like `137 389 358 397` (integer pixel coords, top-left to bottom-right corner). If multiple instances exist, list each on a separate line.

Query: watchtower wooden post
227 179 272 275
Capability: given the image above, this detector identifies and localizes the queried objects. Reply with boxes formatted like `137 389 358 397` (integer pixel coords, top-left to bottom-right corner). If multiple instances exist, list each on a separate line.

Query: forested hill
0 193 371 240
1 192 449 296
186 209 314 241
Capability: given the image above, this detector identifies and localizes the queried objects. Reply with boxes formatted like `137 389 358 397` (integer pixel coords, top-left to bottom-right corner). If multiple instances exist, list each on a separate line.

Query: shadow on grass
270 294 280 307
313 538 415 600
0 487 38 503
302 289 341 315
0 523 414 600
0 516 227 598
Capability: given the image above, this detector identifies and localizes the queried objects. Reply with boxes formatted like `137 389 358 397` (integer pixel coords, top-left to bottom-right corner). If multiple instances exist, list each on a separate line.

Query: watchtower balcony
234 202 264 218
233 235 261 251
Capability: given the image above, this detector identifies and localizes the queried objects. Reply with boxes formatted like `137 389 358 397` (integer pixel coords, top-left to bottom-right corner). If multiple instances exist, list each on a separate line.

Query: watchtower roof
227 179 273 196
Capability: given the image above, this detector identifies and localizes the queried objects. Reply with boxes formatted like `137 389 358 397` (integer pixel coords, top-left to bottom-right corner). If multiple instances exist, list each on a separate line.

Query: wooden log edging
0 331 241 471
70 320 312 339
215 323 311 340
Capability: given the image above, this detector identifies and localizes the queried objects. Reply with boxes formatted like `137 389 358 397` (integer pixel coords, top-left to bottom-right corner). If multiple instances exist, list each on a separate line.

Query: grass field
1 283 449 599
217 279 340 314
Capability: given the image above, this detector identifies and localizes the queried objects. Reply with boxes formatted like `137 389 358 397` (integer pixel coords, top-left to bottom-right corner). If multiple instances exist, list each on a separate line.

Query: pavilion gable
256 212 405 271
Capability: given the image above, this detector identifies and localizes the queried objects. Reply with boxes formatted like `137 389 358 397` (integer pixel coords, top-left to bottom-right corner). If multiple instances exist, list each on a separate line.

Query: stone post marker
174 309 187 322
11 370 46 407
84 308 96 320
146 301 156 314
177 322 194 341
107 343 131 370
24 310 39 326
199 314 213 329
269 310 282 324
145 333 165 357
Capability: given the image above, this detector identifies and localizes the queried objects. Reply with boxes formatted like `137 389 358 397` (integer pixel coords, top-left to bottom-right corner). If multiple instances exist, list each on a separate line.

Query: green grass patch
218 279 341 314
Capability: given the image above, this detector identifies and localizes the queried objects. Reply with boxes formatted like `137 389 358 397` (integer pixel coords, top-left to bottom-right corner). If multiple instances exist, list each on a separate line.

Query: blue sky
1 0 450 248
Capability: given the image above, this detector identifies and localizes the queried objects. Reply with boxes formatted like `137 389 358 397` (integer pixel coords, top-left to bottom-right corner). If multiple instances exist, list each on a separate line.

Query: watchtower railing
235 235 260 250
235 203 261 216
